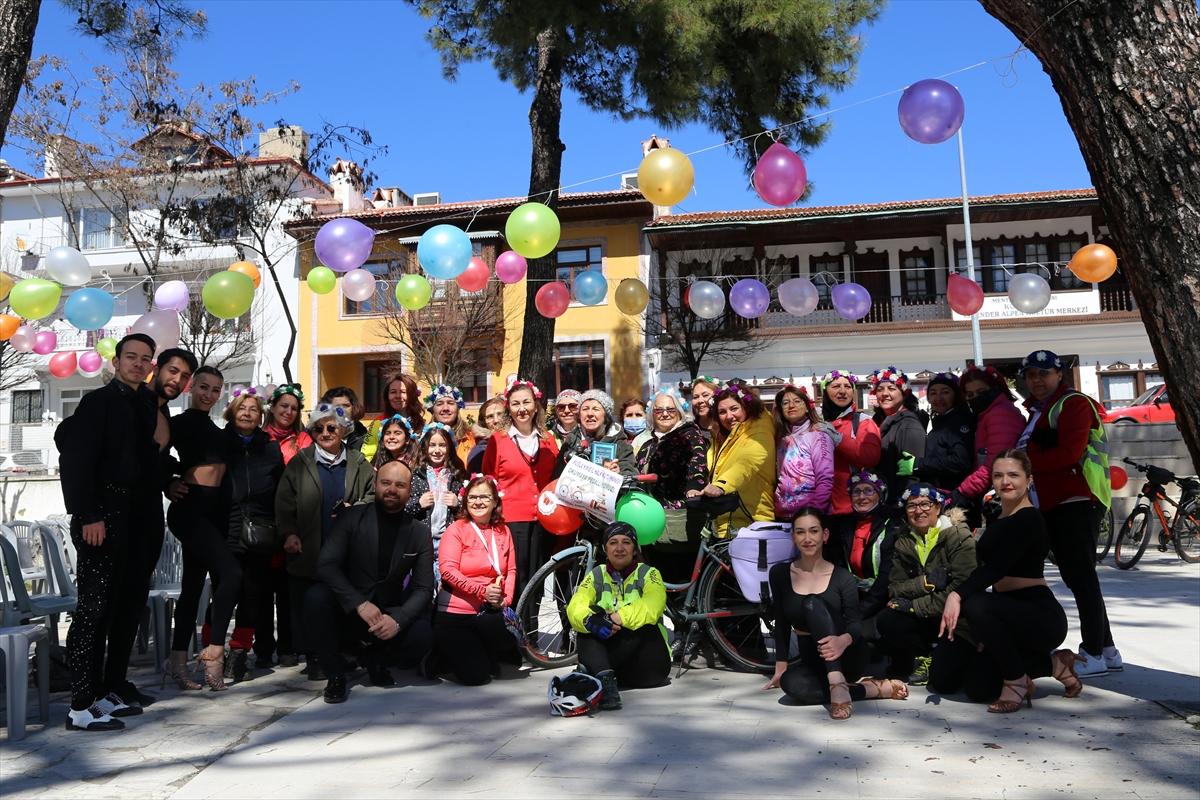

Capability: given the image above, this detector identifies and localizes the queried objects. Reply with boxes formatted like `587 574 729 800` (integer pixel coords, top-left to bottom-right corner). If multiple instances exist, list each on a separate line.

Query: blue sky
18 0 1092 212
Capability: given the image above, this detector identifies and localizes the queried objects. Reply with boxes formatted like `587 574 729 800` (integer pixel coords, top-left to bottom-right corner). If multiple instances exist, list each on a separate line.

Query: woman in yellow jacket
692 380 777 538
566 522 670 710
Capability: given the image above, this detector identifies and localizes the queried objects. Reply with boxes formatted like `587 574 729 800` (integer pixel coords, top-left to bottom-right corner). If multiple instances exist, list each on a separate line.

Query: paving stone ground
3 553 1198 799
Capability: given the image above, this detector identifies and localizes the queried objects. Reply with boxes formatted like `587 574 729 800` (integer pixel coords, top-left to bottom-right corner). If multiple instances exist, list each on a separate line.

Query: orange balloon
0 314 19 341
0 271 15 302
229 261 262 289
1068 243 1117 283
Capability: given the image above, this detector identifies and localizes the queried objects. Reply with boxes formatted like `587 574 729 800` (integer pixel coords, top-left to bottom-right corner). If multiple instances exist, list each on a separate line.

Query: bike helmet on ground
548 671 604 717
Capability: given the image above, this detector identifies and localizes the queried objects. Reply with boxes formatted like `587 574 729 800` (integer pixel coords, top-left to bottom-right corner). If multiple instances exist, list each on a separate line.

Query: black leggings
577 625 671 689
961 585 1066 680
169 488 241 651
779 595 868 704
507 521 539 596
433 610 522 685
238 552 290 660
875 607 941 677
1045 501 1113 655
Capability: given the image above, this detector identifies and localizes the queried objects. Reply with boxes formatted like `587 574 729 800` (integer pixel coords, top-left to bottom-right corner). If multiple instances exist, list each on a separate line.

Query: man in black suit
309 460 434 703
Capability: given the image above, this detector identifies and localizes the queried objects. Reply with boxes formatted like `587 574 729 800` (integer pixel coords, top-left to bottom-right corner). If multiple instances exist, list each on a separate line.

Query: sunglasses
315 423 341 435
558 404 579 411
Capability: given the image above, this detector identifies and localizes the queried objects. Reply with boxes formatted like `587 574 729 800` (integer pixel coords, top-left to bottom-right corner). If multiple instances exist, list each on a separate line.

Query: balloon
495 250 528 284
729 278 770 319
1007 273 1052 314
10 324 35 353
505 203 560 259
44 245 92 286
394 274 433 311
614 492 667 546
534 281 571 318
688 280 726 319
130 310 181 352
832 282 872 320
65 288 115 330
1110 465 1129 491
78 351 104 376
572 270 608 306
898 79 965 144
637 147 694 206
1068 243 1118 283
777 277 820 316
0 271 14 301
0 314 19 341
33 330 57 355
228 260 262 289
946 273 985 316
48 351 78 379
456 256 490 292
341 268 377 302
536 480 584 536
96 336 118 359
752 142 808 206
9 278 62 320
154 280 190 311
307 265 337 295
314 217 375 273
202 271 255 319
614 278 649 315
417 224 473 279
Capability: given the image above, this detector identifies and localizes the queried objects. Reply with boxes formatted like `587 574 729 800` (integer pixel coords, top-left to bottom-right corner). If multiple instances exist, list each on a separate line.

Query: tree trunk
516 27 565 395
0 0 40 151
980 0 1200 468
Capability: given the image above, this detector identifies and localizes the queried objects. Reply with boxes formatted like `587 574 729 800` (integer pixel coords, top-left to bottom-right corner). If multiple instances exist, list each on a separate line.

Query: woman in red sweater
820 371 882 517
429 475 521 685
955 367 1026 505
482 379 558 593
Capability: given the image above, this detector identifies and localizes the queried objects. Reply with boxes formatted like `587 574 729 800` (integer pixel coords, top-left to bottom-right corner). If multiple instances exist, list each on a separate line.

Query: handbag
239 515 279 553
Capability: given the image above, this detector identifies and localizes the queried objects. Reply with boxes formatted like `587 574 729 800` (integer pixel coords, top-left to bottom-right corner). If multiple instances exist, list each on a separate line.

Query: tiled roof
299 189 649 223
646 188 1098 228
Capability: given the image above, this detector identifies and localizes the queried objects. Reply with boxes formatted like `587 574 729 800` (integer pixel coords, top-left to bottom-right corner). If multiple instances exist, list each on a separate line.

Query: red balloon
534 281 570 318
49 351 78 379
1110 465 1128 491
536 480 584 535
947 273 985 316
456 256 490 293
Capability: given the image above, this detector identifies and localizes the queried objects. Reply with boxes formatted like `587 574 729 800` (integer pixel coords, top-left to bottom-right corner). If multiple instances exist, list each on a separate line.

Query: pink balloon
946 273 985 316
534 281 570 318
752 142 808 206
154 280 190 311
49 351 78 379
9 324 35 353
456 256 490 292
341 268 377 302
78 350 104 374
32 329 58 355
495 250 528 284
129 310 180 353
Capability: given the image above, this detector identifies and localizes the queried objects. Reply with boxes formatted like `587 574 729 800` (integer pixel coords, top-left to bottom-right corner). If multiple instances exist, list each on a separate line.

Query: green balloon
614 492 667 546
504 202 561 259
308 265 336 295
202 271 256 319
9 278 62 320
395 274 432 310
96 337 118 359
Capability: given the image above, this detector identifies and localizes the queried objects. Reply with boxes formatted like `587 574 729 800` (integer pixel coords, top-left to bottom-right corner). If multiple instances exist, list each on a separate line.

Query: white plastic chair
0 550 51 741
0 522 47 591
0 536 76 644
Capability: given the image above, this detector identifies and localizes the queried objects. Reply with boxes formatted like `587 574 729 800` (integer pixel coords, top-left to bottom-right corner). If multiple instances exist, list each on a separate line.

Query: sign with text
952 289 1099 321
555 455 623 523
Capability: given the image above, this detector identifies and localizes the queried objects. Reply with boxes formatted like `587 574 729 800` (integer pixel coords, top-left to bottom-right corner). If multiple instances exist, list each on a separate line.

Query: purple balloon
314 218 376 273
753 143 808 207
33 329 58 355
78 350 104 374
729 278 771 319
898 79 965 144
832 282 872 321
154 280 190 311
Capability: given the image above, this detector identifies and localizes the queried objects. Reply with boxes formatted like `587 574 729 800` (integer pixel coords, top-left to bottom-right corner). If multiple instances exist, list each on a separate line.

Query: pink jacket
436 519 517 615
957 395 1026 498
775 420 836 516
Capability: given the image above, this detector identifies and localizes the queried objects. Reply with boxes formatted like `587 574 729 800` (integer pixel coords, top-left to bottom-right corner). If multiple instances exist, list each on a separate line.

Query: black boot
363 652 395 687
323 675 348 704
597 670 621 711
225 649 249 683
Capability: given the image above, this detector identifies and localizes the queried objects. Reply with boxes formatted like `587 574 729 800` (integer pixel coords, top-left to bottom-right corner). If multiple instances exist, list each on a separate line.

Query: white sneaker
95 692 142 718
1074 649 1110 677
66 704 126 731
1102 646 1124 672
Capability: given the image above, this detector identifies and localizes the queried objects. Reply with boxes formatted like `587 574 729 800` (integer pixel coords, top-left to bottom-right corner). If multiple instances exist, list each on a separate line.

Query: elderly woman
425 384 476 464
276 402 374 679
699 380 776 539
829 471 899 635
870 367 927 503
550 389 582 445
820 371 881 518
774 384 836 517
553 389 637 481
636 386 708 584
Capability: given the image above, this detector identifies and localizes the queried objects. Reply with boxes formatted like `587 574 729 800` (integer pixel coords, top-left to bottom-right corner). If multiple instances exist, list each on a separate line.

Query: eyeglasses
850 488 878 498
653 407 678 416
905 501 935 512
315 423 341 434
466 494 494 502
780 399 807 409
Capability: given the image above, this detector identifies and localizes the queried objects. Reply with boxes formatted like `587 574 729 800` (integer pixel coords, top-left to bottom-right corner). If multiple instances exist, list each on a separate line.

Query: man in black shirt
309 460 434 703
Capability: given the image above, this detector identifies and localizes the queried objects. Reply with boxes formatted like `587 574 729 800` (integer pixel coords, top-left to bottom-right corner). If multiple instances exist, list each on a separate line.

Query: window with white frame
73 208 125 250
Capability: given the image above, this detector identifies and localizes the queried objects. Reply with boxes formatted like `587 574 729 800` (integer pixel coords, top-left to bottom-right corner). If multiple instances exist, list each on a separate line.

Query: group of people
56 332 1119 729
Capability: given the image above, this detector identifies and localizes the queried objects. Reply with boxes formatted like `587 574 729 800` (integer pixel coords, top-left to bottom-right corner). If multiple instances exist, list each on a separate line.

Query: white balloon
688 280 727 319
777 278 820 316
45 246 93 286
342 268 378 302
1007 273 1052 314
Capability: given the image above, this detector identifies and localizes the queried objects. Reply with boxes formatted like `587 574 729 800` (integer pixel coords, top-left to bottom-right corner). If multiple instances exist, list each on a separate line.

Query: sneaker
597 670 622 711
1074 649 1110 677
907 655 932 686
1102 646 1124 672
323 675 348 704
67 704 126 731
95 692 142 718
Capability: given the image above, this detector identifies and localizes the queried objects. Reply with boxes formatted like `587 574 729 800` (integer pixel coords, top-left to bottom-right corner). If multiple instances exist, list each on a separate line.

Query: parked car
1106 384 1174 424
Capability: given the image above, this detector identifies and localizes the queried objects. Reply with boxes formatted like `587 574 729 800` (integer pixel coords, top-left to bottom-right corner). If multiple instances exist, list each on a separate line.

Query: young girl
372 414 415 469
406 423 466 547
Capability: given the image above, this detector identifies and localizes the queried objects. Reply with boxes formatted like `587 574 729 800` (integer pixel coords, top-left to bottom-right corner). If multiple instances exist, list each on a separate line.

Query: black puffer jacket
224 427 284 554
920 406 976 492
877 408 927 503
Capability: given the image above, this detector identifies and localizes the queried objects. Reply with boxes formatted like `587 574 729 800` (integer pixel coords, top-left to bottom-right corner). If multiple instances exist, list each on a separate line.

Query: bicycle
1094 506 1115 563
1113 458 1200 569
515 477 786 674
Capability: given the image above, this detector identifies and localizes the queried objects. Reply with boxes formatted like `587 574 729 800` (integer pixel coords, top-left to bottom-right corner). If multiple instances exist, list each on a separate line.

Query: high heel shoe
988 677 1033 713
197 648 228 692
828 681 853 720
859 677 909 701
1052 649 1084 698
162 650 201 690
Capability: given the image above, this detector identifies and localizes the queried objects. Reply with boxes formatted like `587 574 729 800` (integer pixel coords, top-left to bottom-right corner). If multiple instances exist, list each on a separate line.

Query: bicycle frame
1137 481 1193 542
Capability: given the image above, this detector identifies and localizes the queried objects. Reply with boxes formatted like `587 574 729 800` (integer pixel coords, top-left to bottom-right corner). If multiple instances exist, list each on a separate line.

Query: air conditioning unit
621 173 639 190
413 192 442 206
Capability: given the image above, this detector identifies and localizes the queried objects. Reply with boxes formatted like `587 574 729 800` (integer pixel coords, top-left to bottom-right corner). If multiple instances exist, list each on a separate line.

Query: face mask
624 418 647 435
968 388 1000 415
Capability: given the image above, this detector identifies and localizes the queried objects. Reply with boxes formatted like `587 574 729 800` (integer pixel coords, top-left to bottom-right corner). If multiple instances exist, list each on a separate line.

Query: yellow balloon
638 147 694 206
615 278 650 315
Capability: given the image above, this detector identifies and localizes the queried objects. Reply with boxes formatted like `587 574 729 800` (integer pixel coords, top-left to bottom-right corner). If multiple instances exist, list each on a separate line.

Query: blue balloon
417 224 473 280
572 270 608 306
64 287 115 331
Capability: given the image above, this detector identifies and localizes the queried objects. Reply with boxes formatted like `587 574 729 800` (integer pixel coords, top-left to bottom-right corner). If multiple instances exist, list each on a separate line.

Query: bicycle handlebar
635 473 659 484
1122 458 1191 489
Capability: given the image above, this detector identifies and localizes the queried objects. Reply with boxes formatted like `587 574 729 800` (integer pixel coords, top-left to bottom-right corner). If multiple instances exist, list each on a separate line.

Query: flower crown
233 386 258 399
271 383 304 404
929 372 959 386
421 421 456 442
378 413 414 441
820 370 858 391
315 403 347 417
870 366 908 391
505 378 543 401
848 469 887 497
459 473 503 501
651 385 691 414
423 384 465 410
900 484 947 506
712 380 756 407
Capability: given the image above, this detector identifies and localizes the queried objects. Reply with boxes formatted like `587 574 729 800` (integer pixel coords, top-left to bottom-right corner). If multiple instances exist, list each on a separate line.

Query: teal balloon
572 270 608 306
64 288 115 330
614 492 667 546
417 224 473 279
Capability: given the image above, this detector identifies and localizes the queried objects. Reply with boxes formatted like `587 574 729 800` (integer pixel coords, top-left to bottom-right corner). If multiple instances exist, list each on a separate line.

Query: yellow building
284 189 653 418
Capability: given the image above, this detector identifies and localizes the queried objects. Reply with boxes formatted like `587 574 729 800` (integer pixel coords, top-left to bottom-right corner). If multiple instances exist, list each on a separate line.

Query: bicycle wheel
696 557 776 674
1171 498 1200 564
1095 506 1114 562
515 549 588 669
1114 507 1151 569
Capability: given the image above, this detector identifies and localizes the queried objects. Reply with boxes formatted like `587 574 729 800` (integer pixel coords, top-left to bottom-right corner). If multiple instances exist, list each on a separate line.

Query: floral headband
820 370 858 391
423 384 465 410
378 413 414 441
712 380 756 407
271 383 304 404
421 421 456 442
900 483 947 506
233 386 258 399
848 469 887 498
650 385 691 414
459 473 503 501
870 366 908 391
505 378 543 401
691 375 724 390
309 402 351 430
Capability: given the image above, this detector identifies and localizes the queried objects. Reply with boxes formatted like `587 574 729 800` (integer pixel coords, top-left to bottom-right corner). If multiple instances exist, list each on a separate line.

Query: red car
1106 384 1174 424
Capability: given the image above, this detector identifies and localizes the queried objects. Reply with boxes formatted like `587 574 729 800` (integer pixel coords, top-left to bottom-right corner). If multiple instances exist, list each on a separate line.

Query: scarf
314 444 347 467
